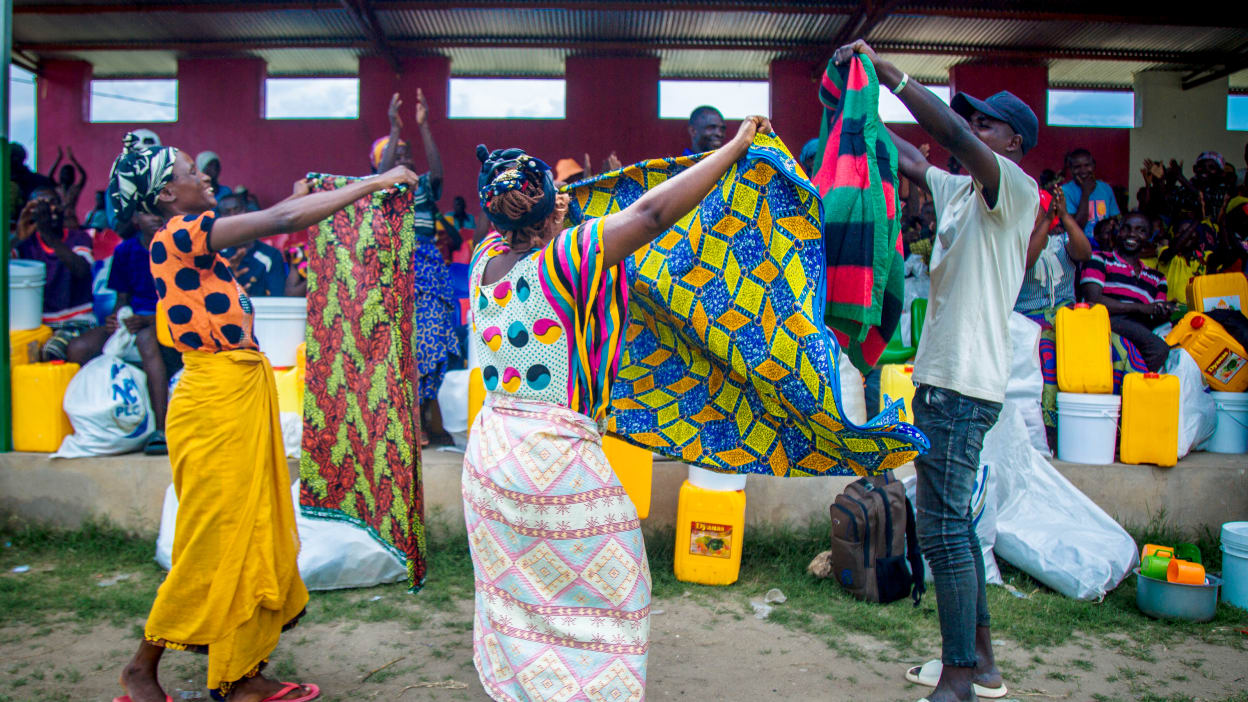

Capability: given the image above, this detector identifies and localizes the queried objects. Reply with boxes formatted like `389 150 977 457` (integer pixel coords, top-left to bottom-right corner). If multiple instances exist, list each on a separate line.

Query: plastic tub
250 296 307 368
9 260 46 331
1057 392 1121 464
1206 391 1248 454
1222 521 1248 611
688 465 747 491
1135 569 1222 622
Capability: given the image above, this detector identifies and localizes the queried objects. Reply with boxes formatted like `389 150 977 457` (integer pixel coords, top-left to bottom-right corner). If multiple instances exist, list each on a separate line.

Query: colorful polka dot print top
469 218 628 423
149 211 258 353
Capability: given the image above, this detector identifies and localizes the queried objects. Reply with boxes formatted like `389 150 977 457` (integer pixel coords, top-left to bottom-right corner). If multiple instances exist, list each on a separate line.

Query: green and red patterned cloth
812 55 905 374
298 174 426 590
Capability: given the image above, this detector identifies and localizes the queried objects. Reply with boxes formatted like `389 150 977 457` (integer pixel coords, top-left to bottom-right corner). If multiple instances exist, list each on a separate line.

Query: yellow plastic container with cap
1056 303 1113 393
9 325 52 367
467 367 486 435
603 435 653 519
1165 312 1248 392
879 363 916 421
1120 372 1180 467
155 300 175 347
674 467 747 586
273 367 304 414
12 360 80 452
1186 272 1247 313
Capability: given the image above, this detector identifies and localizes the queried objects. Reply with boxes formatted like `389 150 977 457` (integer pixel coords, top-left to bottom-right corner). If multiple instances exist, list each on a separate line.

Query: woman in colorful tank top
464 115 769 701
106 132 420 702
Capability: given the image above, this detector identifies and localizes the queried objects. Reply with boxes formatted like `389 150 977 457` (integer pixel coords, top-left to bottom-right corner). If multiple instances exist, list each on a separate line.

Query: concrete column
173 57 266 180
565 55 665 165
768 59 823 154
34 60 92 171
1129 71 1245 201
359 55 452 145
948 61 1057 178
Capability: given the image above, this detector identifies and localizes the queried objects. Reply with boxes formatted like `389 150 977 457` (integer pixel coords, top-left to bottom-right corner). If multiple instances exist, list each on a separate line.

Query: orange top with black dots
149 211 258 353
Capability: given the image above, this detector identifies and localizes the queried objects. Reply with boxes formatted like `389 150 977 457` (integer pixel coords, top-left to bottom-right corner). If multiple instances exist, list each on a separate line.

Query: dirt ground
2 594 1245 702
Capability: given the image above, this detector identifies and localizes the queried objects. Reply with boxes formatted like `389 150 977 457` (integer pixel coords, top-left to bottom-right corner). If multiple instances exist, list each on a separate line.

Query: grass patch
643 517 1248 658
0 517 477 630
0 520 163 627
2 512 1245 669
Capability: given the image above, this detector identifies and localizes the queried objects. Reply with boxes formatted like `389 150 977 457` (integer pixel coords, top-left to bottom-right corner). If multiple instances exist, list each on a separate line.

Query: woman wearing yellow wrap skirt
106 132 421 702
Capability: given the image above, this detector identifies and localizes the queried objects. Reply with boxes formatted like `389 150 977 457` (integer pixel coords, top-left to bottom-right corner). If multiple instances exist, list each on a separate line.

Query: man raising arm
833 40 1040 702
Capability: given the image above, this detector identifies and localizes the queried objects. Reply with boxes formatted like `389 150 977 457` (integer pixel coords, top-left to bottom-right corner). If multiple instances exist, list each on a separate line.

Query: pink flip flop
262 682 321 702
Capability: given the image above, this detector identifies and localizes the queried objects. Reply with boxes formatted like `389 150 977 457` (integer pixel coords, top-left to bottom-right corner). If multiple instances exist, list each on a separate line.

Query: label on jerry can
689 521 732 559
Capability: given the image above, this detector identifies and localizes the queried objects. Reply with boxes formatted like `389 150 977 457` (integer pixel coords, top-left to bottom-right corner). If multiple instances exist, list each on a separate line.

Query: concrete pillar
565 55 665 165
35 60 92 171
1129 71 1245 201
948 61 1057 177
359 55 452 147
768 59 823 153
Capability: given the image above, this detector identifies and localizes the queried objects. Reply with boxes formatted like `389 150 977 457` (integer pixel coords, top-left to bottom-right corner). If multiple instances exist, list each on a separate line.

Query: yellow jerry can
12 360 79 452
1056 303 1113 393
674 479 746 586
1165 312 1248 392
1120 372 1180 467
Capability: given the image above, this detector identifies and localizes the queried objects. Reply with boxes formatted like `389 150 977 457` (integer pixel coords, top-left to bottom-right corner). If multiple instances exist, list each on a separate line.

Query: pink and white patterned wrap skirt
462 395 650 702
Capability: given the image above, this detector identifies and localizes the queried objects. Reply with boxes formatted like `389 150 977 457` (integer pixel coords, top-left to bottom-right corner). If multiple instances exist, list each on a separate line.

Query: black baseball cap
951 90 1038 154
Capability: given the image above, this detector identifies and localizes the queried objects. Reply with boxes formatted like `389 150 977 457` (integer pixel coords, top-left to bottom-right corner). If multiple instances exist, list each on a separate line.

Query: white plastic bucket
251 296 307 368
8 260 46 331
1057 392 1121 464
688 465 747 491
1206 391 1248 454
1222 522 1248 611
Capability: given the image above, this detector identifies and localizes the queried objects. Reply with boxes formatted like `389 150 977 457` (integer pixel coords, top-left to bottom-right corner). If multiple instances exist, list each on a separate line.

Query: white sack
905 464 1002 586
55 308 154 457
280 412 303 459
1004 313 1049 456
1163 349 1217 457
991 407 1138 600
438 369 471 448
156 482 406 590
838 351 867 426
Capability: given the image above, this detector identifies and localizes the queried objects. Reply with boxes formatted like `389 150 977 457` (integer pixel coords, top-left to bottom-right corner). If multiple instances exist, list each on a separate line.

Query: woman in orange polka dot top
106 132 419 702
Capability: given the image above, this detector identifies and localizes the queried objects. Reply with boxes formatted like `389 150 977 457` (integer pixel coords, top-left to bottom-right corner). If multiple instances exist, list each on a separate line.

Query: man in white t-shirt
834 40 1040 702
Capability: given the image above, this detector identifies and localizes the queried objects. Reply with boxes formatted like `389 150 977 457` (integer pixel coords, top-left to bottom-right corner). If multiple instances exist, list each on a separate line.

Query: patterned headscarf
107 131 179 227
370 136 408 171
476 144 556 232
1196 151 1225 169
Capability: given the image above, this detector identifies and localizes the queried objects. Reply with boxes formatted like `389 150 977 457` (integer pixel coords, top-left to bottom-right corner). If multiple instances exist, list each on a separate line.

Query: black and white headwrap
476 144 556 232
106 131 179 228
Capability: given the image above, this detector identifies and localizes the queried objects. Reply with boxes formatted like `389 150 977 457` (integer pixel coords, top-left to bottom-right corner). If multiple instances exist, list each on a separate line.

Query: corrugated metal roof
11 3 1246 90
377 8 845 44
445 48 568 76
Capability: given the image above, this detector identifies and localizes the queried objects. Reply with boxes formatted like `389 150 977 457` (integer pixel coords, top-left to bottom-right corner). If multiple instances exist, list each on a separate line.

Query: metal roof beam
13 1 1243 27
13 1 338 13
1181 42 1248 90
14 37 1219 67
340 0 401 73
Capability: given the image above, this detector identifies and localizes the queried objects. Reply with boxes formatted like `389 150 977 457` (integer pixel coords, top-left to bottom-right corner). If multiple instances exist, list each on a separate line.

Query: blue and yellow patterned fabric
566 133 928 477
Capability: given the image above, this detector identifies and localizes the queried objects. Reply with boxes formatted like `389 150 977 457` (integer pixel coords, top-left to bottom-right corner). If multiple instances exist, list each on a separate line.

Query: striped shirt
14 229 96 326
1079 250 1166 305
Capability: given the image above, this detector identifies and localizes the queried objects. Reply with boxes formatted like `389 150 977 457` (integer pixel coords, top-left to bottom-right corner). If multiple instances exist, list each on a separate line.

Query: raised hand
388 92 403 130
376 165 421 191
833 39 878 67
291 178 312 199
415 88 428 126
1050 184 1067 214
733 115 772 146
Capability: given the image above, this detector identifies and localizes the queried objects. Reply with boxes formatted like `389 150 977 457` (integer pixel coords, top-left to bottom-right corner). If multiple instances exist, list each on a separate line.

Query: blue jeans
912 384 1001 668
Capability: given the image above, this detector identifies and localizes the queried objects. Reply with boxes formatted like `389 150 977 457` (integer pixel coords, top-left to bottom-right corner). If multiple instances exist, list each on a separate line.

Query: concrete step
1 447 1243 536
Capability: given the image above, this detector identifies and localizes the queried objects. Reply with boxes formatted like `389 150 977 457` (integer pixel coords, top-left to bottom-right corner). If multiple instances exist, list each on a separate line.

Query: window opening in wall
89 79 178 123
